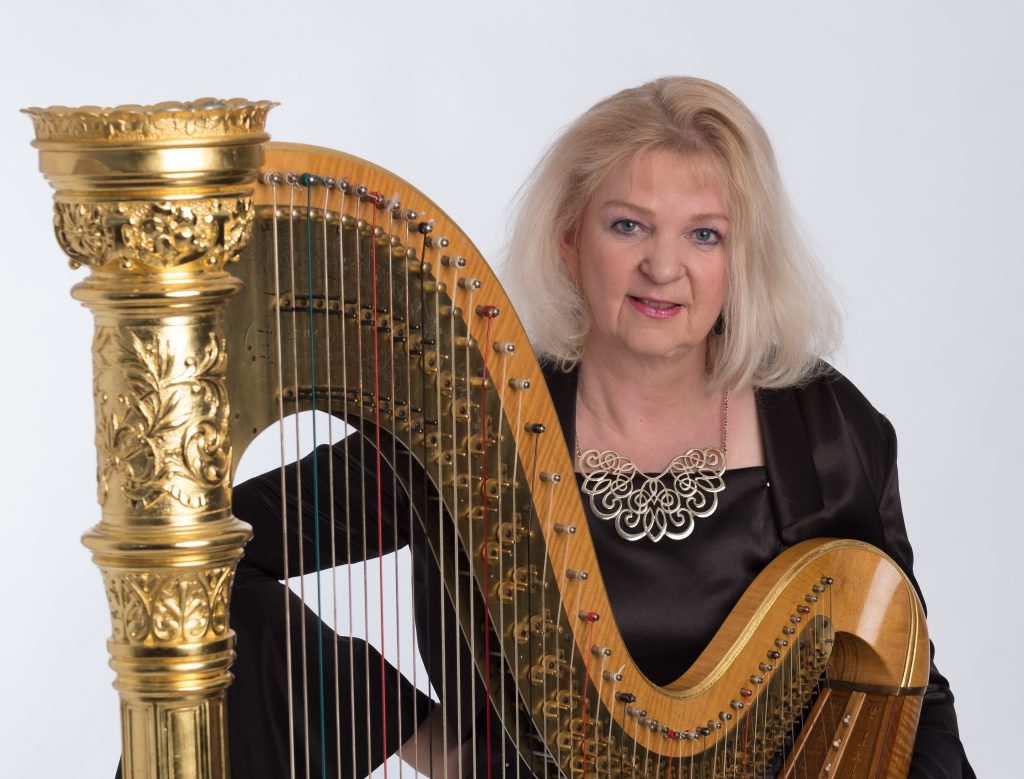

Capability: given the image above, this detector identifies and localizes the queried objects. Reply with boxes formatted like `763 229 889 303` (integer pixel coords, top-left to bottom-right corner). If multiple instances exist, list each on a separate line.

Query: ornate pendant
578 448 726 542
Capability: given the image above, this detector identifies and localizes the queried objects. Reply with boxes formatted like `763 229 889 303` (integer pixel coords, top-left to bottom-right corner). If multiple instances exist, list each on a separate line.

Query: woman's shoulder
764 360 889 432
759 361 897 496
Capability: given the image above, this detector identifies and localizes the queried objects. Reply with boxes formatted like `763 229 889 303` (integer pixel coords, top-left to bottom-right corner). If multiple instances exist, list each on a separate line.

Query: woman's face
570 148 730 368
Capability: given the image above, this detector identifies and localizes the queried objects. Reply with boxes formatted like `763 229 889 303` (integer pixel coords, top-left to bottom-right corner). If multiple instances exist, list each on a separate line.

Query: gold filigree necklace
576 392 729 542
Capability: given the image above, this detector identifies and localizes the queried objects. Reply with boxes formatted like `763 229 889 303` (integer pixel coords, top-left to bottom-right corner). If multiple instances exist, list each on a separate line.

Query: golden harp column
25 100 274 779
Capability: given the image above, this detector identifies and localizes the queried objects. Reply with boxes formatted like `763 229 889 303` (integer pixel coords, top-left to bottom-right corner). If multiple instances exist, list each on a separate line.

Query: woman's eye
692 228 722 245
611 219 641 235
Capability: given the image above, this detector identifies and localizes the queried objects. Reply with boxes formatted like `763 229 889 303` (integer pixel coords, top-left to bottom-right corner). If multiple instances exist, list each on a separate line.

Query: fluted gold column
26 99 275 779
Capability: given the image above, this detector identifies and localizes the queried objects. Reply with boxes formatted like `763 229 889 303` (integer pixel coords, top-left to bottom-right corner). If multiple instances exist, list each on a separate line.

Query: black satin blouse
546 364 974 778
583 467 775 687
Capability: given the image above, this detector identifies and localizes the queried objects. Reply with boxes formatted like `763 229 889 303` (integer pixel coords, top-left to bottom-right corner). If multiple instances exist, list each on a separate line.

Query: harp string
605 664 625 778
284 181 315 777
421 224 450 779
467 289 479 772
494 353 511 778
367 189 388 778
353 193 373 778
447 262 465 779
319 182 342 778
508 387 525 779
383 198 405 779
301 175 329 773
338 185 360 779
269 177 299 778
478 310 496 779
525 434 544 762
412 227 435 777
817 573 838 778
398 207 423 776
578 616 596 775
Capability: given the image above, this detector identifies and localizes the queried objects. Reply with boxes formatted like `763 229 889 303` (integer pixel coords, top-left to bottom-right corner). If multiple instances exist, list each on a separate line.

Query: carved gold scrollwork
104 567 234 645
93 327 230 511
23 99 276 144
54 197 254 271
28 97 267 779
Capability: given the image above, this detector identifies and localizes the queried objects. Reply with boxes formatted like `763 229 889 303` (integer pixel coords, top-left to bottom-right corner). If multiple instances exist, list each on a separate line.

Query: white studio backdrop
2 1 1020 775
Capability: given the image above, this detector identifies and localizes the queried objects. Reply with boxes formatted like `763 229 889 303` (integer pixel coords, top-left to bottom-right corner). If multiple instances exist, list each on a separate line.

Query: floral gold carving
103 567 233 645
54 197 253 271
23 98 275 144
93 327 231 512
28 96 266 779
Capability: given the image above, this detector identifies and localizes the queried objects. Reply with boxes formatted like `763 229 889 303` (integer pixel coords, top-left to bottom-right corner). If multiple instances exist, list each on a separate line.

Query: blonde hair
503 76 840 390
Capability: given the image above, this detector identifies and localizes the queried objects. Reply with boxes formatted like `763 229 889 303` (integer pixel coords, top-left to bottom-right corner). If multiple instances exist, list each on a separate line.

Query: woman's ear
560 229 580 283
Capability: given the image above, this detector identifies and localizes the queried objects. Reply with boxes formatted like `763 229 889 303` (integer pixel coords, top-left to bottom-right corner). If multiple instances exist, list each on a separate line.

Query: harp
27 100 929 779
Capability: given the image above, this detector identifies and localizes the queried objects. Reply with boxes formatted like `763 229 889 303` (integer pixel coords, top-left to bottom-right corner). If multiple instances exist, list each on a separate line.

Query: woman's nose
639 239 687 284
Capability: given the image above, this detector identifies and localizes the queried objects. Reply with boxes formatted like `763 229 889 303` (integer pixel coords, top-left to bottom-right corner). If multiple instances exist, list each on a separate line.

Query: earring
713 312 725 335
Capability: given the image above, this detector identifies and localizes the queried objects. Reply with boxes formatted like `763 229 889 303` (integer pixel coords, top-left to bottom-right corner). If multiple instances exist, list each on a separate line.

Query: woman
226 77 973 778
504 76 972 777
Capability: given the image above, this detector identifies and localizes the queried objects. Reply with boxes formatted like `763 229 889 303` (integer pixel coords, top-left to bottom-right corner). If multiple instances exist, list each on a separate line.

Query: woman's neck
575 347 727 472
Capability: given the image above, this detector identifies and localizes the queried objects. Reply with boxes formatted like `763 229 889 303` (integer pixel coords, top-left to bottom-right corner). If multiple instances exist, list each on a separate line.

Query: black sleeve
233 436 415 579
875 416 975 779
225 437 433 779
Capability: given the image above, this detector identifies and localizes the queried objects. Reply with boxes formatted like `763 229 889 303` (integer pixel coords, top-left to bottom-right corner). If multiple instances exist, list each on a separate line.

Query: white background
2 1 1021 775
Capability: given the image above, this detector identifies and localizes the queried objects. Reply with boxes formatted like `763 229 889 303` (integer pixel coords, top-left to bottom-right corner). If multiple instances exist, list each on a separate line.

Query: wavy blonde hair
503 77 839 390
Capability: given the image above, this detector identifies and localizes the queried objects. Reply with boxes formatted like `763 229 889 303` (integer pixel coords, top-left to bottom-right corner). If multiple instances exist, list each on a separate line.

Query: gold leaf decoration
23 98 276 144
93 327 231 512
104 567 234 646
54 197 254 271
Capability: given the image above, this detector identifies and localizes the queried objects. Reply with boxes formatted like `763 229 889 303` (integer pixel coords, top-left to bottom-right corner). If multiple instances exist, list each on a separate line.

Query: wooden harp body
28 104 929 779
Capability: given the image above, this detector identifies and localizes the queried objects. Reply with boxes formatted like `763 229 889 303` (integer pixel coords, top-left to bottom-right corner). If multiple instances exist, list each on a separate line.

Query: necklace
576 392 729 542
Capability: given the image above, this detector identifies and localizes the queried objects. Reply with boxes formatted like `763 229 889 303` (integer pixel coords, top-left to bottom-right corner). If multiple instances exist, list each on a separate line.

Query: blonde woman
505 76 972 778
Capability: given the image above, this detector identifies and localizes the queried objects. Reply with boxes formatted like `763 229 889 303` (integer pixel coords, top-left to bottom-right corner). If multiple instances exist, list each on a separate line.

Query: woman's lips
628 295 683 319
